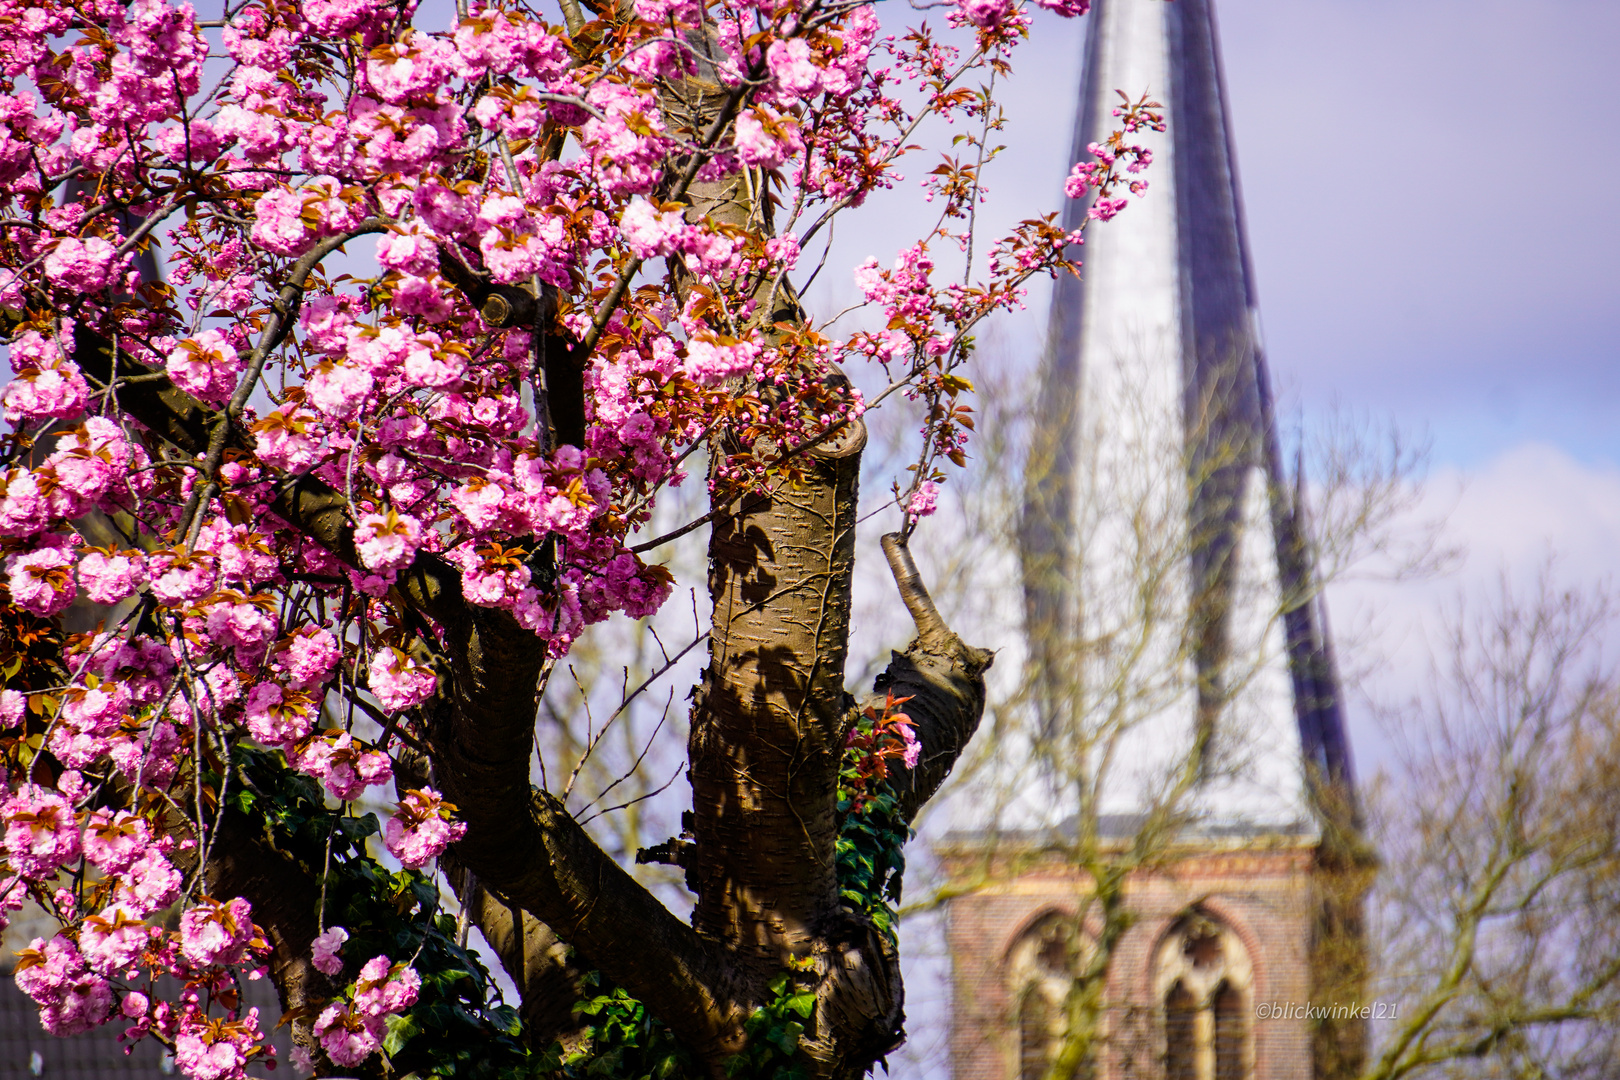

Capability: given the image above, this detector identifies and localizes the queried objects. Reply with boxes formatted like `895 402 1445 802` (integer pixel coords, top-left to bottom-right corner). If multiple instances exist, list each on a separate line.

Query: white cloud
1332 441 1620 773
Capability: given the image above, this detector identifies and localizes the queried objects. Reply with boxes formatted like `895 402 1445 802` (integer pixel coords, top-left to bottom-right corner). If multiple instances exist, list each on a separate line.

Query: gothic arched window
1214 981 1246 1080
1020 984 1056 1080
1006 912 1094 1080
1153 912 1254 1080
1165 981 1197 1080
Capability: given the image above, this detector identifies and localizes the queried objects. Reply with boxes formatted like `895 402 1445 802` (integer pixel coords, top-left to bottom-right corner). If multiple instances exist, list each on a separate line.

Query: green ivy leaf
382 1006 421 1055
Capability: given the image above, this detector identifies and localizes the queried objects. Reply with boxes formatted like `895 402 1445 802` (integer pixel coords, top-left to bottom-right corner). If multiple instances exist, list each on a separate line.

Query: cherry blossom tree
0 0 1156 1074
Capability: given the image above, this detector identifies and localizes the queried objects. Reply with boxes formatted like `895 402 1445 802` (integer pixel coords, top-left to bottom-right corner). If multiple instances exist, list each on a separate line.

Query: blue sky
817 0 1620 471
1218 0 1620 469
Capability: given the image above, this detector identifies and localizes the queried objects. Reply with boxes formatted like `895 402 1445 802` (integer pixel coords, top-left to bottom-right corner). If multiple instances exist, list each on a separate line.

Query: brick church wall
941 838 1318 1080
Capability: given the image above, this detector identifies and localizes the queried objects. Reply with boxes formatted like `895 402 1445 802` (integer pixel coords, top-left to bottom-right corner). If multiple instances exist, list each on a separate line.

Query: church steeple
1020 0 1356 829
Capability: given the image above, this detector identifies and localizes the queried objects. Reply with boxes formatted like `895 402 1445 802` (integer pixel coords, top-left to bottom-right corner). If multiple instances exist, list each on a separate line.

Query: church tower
942 0 1368 1076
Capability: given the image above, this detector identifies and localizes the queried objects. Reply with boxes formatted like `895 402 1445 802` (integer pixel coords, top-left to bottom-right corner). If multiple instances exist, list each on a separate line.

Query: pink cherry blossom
204 596 279 664
2 783 82 879
165 329 243 407
251 405 325 472
619 199 684 259
683 335 761 385
13 935 114 1035
767 38 822 99
353 955 421 1016
303 0 385 35
61 684 128 740
109 720 183 789
197 520 278 585
305 361 375 420
413 181 472 235
384 787 466 869
393 272 456 321
249 186 314 256
77 550 145 604
900 723 922 769
365 29 456 104
147 551 218 606
44 236 121 293
173 1010 265 1080
79 904 151 975
242 683 315 746
733 108 802 170
114 848 182 916
1089 196 1128 222
2 361 89 424
271 628 342 690
82 808 152 874
179 896 260 969
5 546 76 617
906 481 939 520
450 477 508 532
311 925 349 976
1031 0 1090 15
46 416 134 506
354 509 422 574
632 0 701 23
367 647 437 712
376 223 438 276
314 1002 382 1067
6 328 66 375
291 731 394 800
401 336 466 388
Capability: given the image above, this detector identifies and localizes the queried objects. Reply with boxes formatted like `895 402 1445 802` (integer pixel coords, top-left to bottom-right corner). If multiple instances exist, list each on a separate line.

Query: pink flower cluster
1064 108 1162 221
6 873 265 1061
368 648 438 712
179 897 263 969
291 732 394 800
313 955 421 1067
384 787 467 869
311 925 349 976
355 509 424 575
2 784 81 879
906 481 939 521
166 330 244 406
173 1011 270 1080
13 935 115 1035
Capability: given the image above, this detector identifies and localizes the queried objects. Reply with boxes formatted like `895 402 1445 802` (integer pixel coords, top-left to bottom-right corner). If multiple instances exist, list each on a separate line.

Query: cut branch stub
435 248 558 330
874 532 994 824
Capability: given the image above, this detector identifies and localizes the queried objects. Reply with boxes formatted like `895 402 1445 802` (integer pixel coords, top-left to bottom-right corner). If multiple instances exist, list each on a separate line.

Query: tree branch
874 532 994 823
422 602 746 1065
442 856 592 1048
43 317 469 627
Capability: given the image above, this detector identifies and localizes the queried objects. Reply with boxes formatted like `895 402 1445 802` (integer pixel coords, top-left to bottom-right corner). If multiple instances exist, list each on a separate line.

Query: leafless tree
1360 575 1620 1080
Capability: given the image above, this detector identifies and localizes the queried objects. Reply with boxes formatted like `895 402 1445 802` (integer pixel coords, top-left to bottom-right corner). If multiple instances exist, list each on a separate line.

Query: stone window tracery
1006 912 1094 1080
1153 912 1254 1080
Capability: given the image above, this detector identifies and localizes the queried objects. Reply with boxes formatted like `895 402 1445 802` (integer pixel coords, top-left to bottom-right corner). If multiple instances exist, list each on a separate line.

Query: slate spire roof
1019 0 1356 830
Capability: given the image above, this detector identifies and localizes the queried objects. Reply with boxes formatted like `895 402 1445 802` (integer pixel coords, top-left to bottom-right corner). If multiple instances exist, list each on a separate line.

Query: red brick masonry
940 836 1319 1080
